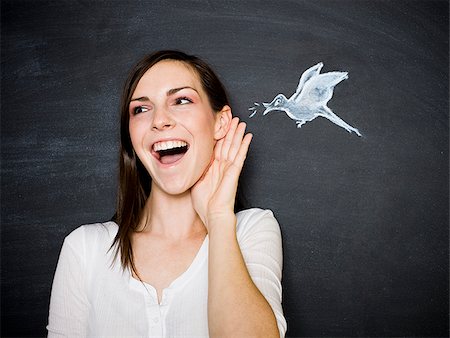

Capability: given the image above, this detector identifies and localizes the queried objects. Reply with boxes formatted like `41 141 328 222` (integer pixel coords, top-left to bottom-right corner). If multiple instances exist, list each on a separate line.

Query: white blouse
47 208 287 337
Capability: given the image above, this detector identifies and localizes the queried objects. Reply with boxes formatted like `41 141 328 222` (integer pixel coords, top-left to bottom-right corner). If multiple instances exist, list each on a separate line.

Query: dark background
1 0 448 337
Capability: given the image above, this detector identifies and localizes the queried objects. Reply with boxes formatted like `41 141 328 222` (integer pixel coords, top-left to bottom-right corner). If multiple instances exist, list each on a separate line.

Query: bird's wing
295 71 348 105
291 62 323 101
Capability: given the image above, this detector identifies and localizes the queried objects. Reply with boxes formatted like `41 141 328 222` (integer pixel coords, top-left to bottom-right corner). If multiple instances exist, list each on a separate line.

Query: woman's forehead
136 60 201 91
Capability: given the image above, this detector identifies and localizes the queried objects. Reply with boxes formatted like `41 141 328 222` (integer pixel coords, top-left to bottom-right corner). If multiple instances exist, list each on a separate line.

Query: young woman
47 50 286 337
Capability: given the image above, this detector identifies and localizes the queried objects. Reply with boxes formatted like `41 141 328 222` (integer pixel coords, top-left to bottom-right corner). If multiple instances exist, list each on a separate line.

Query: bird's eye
275 98 281 105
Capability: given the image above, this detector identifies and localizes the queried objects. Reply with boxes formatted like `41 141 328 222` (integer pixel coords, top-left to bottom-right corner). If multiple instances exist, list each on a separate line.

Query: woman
47 50 286 337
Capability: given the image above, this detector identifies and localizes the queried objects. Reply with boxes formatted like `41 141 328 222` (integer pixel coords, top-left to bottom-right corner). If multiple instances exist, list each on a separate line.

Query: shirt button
153 317 159 324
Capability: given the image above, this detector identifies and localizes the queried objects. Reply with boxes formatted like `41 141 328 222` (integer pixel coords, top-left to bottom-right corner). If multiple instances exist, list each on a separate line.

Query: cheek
195 133 216 172
193 113 216 136
195 124 216 155
128 118 147 147
128 124 138 150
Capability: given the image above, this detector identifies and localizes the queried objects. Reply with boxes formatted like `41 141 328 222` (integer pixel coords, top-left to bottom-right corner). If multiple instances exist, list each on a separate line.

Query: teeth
153 140 188 152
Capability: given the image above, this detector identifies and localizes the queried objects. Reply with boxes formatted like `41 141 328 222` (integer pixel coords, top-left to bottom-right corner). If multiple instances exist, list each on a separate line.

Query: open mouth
153 140 189 165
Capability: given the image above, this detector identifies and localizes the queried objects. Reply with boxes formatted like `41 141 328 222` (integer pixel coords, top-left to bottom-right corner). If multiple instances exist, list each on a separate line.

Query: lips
152 139 189 165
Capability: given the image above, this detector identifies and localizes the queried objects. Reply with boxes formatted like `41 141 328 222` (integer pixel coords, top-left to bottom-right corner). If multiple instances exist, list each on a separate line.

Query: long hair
111 50 246 271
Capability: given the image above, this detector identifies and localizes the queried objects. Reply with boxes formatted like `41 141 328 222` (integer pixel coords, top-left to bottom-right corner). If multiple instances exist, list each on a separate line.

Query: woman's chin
154 180 193 197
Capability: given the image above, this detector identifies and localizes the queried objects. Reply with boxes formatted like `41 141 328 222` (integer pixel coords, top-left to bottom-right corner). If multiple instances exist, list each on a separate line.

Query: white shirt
47 208 287 337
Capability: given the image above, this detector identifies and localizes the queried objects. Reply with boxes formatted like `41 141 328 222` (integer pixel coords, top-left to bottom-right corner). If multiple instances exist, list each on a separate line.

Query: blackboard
2 1 448 336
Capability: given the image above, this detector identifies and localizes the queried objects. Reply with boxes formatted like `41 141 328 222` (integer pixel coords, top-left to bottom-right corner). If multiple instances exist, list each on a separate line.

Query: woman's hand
191 117 252 230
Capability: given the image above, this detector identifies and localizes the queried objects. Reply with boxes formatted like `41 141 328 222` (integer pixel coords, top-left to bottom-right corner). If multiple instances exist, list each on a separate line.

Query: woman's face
129 60 228 195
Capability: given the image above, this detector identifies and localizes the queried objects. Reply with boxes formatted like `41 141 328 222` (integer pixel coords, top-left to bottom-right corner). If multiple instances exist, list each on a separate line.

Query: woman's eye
133 106 148 115
175 97 193 105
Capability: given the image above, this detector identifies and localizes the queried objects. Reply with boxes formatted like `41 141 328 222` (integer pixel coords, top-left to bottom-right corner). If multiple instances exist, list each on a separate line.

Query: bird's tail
318 106 362 137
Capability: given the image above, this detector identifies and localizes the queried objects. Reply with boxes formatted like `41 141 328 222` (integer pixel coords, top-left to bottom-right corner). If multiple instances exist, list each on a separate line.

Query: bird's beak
262 102 271 115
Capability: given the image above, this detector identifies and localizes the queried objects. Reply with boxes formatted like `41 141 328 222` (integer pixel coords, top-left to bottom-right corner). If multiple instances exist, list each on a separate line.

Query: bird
249 62 362 137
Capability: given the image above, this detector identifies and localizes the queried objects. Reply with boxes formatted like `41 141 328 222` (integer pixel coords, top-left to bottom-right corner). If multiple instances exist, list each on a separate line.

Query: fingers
214 138 224 160
227 121 247 161
233 132 252 170
220 117 251 163
220 117 239 161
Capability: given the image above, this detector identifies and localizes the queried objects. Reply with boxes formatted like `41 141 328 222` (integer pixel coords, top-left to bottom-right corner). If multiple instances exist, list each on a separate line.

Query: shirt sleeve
47 227 89 337
236 209 287 338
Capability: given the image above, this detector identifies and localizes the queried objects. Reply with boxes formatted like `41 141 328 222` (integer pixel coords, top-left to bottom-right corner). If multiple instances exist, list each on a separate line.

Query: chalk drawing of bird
249 62 362 136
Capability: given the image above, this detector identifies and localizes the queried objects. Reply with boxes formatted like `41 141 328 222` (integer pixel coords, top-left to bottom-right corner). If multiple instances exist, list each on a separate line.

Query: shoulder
235 208 282 244
236 207 277 222
63 221 118 254
52 222 119 284
235 208 284 286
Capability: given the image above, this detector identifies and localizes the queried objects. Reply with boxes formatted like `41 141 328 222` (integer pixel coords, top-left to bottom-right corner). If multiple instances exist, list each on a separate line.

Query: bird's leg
296 120 306 128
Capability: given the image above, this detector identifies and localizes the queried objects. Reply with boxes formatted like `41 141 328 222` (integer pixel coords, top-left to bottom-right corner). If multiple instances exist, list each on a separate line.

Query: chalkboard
2 1 448 337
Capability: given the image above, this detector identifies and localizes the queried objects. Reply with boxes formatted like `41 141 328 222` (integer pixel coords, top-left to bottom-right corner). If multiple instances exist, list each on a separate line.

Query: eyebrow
130 86 198 102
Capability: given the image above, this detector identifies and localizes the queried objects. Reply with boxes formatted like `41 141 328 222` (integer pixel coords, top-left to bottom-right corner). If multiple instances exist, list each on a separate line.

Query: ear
214 105 232 140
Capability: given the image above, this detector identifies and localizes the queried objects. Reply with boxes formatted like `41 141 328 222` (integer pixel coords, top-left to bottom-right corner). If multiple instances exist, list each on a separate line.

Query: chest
86 252 209 337
132 235 206 302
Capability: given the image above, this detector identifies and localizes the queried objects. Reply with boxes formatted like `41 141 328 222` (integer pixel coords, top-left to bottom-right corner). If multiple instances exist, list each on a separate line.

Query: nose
152 107 175 131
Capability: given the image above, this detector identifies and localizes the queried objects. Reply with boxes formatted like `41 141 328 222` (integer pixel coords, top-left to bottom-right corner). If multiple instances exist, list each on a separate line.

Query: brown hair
111 50 232 271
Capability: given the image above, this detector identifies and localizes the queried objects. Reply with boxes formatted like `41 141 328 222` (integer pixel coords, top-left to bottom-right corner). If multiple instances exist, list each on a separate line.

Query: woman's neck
138 184 206 240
